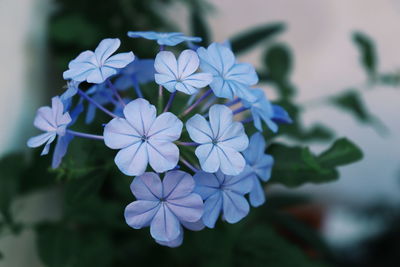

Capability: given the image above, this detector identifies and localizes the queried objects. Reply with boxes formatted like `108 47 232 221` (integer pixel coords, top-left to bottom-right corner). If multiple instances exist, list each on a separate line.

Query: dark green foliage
329 90 372 123
269 138 363 187
190 1 211 47
230 23 285 54
264 44 292 84
352 32 377 80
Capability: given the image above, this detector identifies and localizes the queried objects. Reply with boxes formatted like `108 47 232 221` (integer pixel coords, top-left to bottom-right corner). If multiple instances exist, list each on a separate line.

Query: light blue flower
103 98 183 176
127 31 201 46
197 43 258 101
242 89 292 132
114 58 155 90
242 133 274 207
124 171 203 245
27 96 72 156
193 169 253 228
63 38 135 84
186 104 249 175
155 50 212 95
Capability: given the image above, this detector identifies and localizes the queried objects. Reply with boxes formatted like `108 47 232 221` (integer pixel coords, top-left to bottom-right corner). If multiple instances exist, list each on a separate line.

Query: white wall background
0 0 399 266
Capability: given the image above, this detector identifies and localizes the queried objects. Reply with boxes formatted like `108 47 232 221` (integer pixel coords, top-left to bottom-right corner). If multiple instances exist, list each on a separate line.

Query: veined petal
182 73 212 88
206 43 235 75
177 50 199 79
163 171 194 199
155 229 184 248
114 141 148 176
253 154 274 182
249 177 266 207
123 99 156 135
167 194 203 222
227 63 258 85
224 165 254 194
195 144 220 173
209 104 233 139
175 82 198 95
210 76 234 99
193 171 220 199
51 133 74 169
125 200 160 229
131 172 163 200
218 122 249 151
34 107 56 132
181 220 205 231
104 118 141 149
27 132 56 148
216 144 246 175
148 112 182 141
202 192 223 228
155 51 178 78
94 38 121 65
186 114 213 143
150 204 181 242
222 191 250 224
147 141 179 173
242 132 265 165
104 52 135 68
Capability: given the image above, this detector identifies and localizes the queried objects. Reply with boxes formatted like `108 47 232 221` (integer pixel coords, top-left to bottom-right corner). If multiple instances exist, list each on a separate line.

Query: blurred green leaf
230 23 285 54
0 250 3 260
352 32 377 79
190 7 210 46
330 90 371 122
64 172 106 204
264 44 292 83
318 138 363 168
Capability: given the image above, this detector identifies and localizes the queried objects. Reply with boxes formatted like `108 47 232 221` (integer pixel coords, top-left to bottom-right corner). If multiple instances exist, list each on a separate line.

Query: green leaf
352 32 377 79
330 90 371 122
230 23 285 54
264 44 292 83
64 173 106 204
318 138 363 168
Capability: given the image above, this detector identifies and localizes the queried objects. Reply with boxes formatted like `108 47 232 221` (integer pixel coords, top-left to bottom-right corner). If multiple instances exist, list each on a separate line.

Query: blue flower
124 171 204 245
27 96 72 156
127 31 201 46
114 58 155 90
242 133 274 207
63 38 135 84
193 170 253 228
103 98 183 176
186 104 249 175
242 89 292 132
197 43 258 101
155 50 212 95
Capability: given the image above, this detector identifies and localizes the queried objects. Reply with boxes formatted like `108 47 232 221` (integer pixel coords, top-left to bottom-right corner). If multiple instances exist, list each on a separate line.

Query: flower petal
218 122 248 151
216 144 246 175
177 50 199 78
148 112 182 141
202 192 223 228
130 172 163 200
123 99 156 135
209 104 233 139
181 220 205 231
242 132 265 165
51 133 74 169
155 228 184 247
150 204 181 242
222 191 250 224
154 51 178 78
249 177 266 207
175 82 198 95
104 118 141 149
104 52 135 68
253 154 274 182
114 141 148 176
94 38 121 65
163 170 194 199
27 132 56 148
182 73 212 88
147 141 179 173
167 193 203 222
186 114 213 144
224 165 254 194
34 107 56 132
195 144 220 173
193 171 220 199
125 200 160 229
227 63 258 85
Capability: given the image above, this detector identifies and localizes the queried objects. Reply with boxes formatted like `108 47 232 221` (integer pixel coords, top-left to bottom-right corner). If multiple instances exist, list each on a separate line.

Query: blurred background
0 0 399 266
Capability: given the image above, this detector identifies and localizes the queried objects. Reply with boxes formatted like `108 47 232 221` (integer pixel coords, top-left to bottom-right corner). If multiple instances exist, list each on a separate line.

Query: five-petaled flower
127 31 202 46
186 104 249 175
27 96 72 156
104 98 183 176
242 133 274 207
194 169 253 228
155 50 212 95
197 43 258 102
124 171 204 245
63 38 135 84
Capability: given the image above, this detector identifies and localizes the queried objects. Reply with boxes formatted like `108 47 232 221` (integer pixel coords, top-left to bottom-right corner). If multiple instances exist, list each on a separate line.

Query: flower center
141 135 149 142
212 138 219 145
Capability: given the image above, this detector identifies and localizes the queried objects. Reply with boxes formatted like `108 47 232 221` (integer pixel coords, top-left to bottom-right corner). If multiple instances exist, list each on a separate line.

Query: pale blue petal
147 140 179 173
162 171 194 199
33 106 56 132
193 171 220 199
195 144 220 173
104 118 141 149
177 50 199 78
125 200 160 229
181 220 205 231
272 104 293 124
154 51 178 78
228 63 258 85
253 154 274 182
207 43 235 74
209 104 233 139
94 38 121 65
182 73 212 88
51 133 74 169
40 136 56 156
114 142 148 176
216 144 246 175
218 122 249 151
224 166 254 194
249 176 266 207
104 52 135 68
186 114 213 143
130 172 163 200
150 204 181 242
175 82 198 95
209 76 234 99
123 99 156 134
27 132 55 148
155 228 183 247
148 112 183 141
242 132 266 165
167 194 203 222
127 31 160 40
222 191 250 224
202 192 222 228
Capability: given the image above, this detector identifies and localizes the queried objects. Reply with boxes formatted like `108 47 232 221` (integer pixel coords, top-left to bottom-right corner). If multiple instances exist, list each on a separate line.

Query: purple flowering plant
27 31 293 247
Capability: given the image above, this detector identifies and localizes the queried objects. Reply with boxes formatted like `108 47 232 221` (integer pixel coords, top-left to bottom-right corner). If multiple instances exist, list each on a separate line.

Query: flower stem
106 79 125 107
77 89 118 118
131 75 144 98
179 157 198 173
232 106 249 115
67 130 104 140
157 84 164 114
163 91 176 113
177 141 198 146
180 89 213 117
225 98 241 107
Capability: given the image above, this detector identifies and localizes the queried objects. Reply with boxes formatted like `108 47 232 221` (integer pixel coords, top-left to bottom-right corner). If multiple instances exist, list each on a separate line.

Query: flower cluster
27 31 292 247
